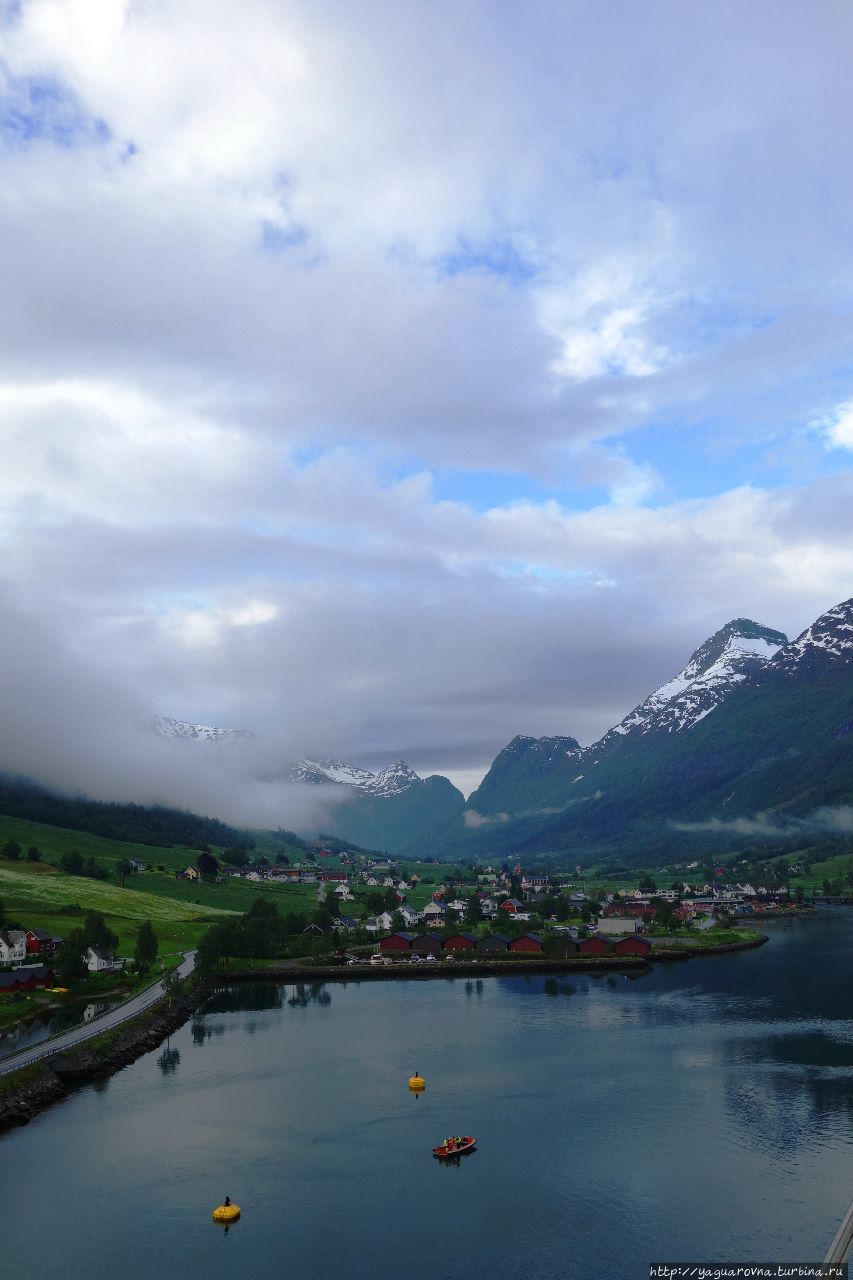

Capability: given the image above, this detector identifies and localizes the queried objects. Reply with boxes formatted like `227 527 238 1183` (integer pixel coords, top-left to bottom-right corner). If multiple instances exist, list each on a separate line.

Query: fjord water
4 912 853 1280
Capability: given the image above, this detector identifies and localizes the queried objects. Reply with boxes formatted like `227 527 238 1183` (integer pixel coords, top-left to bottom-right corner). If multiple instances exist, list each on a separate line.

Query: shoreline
0 933 766 1136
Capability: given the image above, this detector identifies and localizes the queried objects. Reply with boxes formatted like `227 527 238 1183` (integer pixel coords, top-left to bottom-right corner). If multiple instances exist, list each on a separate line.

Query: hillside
0 774 255 850
431 600 853 864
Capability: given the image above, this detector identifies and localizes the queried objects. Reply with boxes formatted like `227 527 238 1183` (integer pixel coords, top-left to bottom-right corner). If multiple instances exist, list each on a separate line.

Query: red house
613 936 652 957
0 965 54 992
379 932 416 953
509 933 544 953
443 933 477 952
500 898 525 915
25 929 58 956
578 934 612 955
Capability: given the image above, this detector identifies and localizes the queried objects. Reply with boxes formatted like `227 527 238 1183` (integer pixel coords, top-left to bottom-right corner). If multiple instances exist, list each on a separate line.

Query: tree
196 849 219 880
366 891 384 914
1 839 21 860
81 912 119 953
60 850 85 876
160 965 182 1007
134 920 159 971
116 859 134 886
0 897 5 926
464 894 482 926
26 845 41 862
56 929 88 982
639 875 657 891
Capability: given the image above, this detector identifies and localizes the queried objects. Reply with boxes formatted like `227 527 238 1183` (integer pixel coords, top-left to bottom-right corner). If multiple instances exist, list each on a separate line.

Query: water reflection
158 1044 181 1074
205 984 286 1014
287 983 332 1008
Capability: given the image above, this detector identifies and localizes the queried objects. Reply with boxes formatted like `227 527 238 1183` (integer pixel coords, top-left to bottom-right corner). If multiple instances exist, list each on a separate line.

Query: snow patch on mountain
291 757 422 797
771 599 853 672
146 715 254 745
600 620 787 742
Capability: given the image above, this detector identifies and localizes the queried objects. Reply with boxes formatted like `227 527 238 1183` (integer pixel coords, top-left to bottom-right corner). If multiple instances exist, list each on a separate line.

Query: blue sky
1 0 853 815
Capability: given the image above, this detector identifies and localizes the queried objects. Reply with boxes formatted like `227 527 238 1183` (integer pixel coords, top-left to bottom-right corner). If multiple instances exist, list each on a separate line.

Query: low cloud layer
672 807 853 840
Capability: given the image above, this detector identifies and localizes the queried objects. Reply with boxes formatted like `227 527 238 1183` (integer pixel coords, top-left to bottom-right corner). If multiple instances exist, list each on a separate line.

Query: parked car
369 954 390 966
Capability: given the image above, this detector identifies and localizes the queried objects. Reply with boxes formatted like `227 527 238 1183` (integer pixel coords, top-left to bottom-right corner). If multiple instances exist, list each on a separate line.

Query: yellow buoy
408 1074 425 1091
212 1203 241 1223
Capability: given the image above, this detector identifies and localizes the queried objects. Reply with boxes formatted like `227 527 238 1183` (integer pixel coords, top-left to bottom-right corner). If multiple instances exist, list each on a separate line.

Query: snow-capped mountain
146 715 255 745
598 619 788 743
291 757 423 798
770 598 853 674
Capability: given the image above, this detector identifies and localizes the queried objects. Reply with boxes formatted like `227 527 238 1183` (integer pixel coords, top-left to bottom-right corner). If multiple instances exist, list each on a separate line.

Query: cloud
1 1 853 808
672 806 853 839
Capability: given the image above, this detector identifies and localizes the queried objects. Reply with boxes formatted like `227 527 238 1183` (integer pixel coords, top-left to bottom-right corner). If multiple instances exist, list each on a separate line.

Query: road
0 951 196 1077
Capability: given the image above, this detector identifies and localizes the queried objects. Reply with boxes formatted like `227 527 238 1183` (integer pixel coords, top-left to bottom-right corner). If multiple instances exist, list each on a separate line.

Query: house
421 901 447 921
0 930 27 964
373 911 395 931
334 916 360 932
25 928 59 956
176 866 200 881
442 933 477 952
334 883 354 901
410 933 444 956
129 859 146 872
597 916 639 935
613 936 652 957
85 946 118 972
500 898 526 915
578 934 612 956
0 965 54 991
302 923 327 936
476 933 511 952
399 905 421 928
445 898 467 913
379 932 417 953
509 933 544 953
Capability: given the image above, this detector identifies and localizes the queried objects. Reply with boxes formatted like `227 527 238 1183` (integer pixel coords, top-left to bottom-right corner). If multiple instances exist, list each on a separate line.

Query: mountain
595 619 788 744
146 715 255 746
290 757 466 853
291 758 422 798
439 603 853 864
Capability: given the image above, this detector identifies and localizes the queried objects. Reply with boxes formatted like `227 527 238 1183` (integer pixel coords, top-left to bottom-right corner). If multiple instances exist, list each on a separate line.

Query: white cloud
817 400 853 450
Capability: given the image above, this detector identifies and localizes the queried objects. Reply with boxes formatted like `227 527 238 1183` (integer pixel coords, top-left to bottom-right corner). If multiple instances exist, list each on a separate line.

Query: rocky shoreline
0 978 213 1134
0 933 766 1136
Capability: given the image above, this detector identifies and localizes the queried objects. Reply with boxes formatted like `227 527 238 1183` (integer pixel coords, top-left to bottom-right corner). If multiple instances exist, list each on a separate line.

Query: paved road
0 951 196 1077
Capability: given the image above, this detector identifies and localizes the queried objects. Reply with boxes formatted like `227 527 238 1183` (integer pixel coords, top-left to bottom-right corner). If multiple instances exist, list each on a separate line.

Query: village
186 849 799 957
0 847 802 1004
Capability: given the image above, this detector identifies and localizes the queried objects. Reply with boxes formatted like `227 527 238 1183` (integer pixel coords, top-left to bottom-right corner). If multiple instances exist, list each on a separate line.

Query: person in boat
224 1196 231 1207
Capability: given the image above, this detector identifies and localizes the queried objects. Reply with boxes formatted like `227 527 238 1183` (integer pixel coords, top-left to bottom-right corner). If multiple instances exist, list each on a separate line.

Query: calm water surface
4 910 853 1280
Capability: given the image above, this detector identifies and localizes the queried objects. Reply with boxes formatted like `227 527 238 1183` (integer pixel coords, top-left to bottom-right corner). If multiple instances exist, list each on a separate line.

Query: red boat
433 1135 476 1158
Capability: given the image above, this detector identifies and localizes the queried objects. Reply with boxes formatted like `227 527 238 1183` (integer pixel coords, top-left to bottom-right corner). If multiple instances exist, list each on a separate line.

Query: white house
399 905 421 928
85 946 118 973
0 930 27 964
334 883 355 901
446 899 467 913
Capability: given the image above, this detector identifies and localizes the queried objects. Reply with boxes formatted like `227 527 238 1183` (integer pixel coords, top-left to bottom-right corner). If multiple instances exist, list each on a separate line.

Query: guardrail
0 954 194 1075
824 1194 853 1265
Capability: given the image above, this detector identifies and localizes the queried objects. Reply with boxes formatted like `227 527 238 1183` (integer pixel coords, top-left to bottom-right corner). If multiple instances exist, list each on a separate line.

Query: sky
2 0 853 821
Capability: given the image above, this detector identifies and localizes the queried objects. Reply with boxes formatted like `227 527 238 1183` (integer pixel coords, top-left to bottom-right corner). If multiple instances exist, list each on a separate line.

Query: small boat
433 1135 476 1158
212 1203 241 1223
